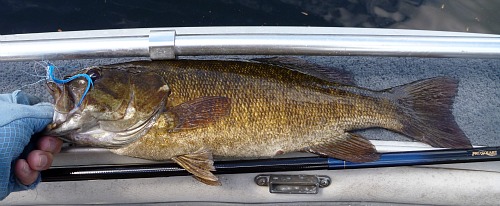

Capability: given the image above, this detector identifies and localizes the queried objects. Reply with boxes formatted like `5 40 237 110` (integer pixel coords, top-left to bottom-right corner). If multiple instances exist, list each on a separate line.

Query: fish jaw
71 101 165 148
45 105 98 144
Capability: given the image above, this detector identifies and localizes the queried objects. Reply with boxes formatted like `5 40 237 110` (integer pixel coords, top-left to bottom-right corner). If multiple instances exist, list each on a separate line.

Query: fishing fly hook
47 63 93 107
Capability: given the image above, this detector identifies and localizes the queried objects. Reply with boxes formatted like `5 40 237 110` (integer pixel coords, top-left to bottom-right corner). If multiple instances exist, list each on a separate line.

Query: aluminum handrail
1 26 500 61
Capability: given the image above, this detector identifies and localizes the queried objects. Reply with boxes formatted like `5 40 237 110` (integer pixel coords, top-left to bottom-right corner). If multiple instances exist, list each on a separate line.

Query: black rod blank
41 147 499 182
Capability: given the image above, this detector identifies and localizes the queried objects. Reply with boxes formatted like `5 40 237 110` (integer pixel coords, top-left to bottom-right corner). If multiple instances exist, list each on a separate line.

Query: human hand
13 136 63 186
0 90 60 200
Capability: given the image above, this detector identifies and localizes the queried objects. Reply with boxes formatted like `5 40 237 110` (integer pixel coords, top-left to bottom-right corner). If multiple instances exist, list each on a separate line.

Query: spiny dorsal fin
251 57 356 86
171 148 221 186
168 96 231 132
304 133 379 162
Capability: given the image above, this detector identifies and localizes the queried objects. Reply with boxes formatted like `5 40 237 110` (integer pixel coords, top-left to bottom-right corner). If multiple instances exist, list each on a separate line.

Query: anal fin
305 133 379 162
171 148 221 186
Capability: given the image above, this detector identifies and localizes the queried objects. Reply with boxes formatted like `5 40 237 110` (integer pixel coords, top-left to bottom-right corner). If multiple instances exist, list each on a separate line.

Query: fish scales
112 60 401 159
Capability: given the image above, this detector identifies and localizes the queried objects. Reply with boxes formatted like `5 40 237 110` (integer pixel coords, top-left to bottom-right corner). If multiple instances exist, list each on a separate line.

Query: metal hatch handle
254 174 331 194
2 27 500 61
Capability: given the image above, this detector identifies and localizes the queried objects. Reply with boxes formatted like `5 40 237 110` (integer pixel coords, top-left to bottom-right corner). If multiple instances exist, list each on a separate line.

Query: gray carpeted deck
0 56 498 146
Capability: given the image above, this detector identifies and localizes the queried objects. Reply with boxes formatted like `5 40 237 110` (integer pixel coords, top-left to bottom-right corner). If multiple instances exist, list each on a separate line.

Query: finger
37 136 63 154
14 159 39 186
27 150 54 171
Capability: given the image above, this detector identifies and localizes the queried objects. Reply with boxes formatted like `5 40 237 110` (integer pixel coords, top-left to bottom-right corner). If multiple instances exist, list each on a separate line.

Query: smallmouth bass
45 57 472 185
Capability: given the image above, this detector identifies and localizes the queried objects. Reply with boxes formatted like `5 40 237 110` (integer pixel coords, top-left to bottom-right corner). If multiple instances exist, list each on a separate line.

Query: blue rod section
328 147 500 169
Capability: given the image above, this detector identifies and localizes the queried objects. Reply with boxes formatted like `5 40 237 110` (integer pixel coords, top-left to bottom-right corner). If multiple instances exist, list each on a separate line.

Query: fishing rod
41 146 499 182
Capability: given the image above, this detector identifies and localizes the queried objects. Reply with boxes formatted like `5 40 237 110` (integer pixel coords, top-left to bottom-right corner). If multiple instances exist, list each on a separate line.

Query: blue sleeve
0 91 53 200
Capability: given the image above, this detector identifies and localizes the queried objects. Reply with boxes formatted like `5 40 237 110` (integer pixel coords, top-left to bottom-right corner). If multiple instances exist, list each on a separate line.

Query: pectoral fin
171 148 221 186
304 133 380 162
168 96 231 132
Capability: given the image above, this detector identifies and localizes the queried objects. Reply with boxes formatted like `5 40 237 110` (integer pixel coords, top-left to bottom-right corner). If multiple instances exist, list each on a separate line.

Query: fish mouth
44 106 83 137
45 81 83 135
47 82 78 110
44 122 77 137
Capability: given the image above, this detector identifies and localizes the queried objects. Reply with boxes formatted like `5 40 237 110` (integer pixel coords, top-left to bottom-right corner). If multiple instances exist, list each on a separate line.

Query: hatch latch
254 174 331 194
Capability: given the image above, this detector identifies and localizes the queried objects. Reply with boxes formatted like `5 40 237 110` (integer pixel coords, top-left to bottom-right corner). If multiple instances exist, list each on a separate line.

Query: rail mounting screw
319 177 331 188
255 175 268 186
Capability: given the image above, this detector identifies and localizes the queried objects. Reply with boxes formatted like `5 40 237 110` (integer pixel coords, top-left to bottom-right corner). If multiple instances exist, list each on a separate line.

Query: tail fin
387 77 472 148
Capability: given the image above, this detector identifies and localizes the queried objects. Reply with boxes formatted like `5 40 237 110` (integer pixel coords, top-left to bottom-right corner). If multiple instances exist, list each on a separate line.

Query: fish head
45 65 170 148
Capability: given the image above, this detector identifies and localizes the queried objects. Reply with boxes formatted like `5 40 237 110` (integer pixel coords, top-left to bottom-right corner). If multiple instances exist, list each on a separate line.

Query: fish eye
86 68 102 82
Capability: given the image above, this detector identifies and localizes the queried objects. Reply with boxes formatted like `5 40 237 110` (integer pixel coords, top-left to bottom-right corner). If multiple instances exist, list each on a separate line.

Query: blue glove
0 90 53 200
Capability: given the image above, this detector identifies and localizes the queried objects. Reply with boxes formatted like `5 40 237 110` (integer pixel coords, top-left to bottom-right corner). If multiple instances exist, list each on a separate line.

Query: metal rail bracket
149 30 176 60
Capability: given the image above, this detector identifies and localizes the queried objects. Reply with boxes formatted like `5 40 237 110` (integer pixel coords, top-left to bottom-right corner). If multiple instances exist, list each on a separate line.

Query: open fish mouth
44 66 100 137
45 81 81 133
45 64 94 127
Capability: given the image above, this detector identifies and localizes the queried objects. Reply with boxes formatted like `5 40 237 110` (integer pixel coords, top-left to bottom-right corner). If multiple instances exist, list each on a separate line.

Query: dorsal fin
251 57 356 86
